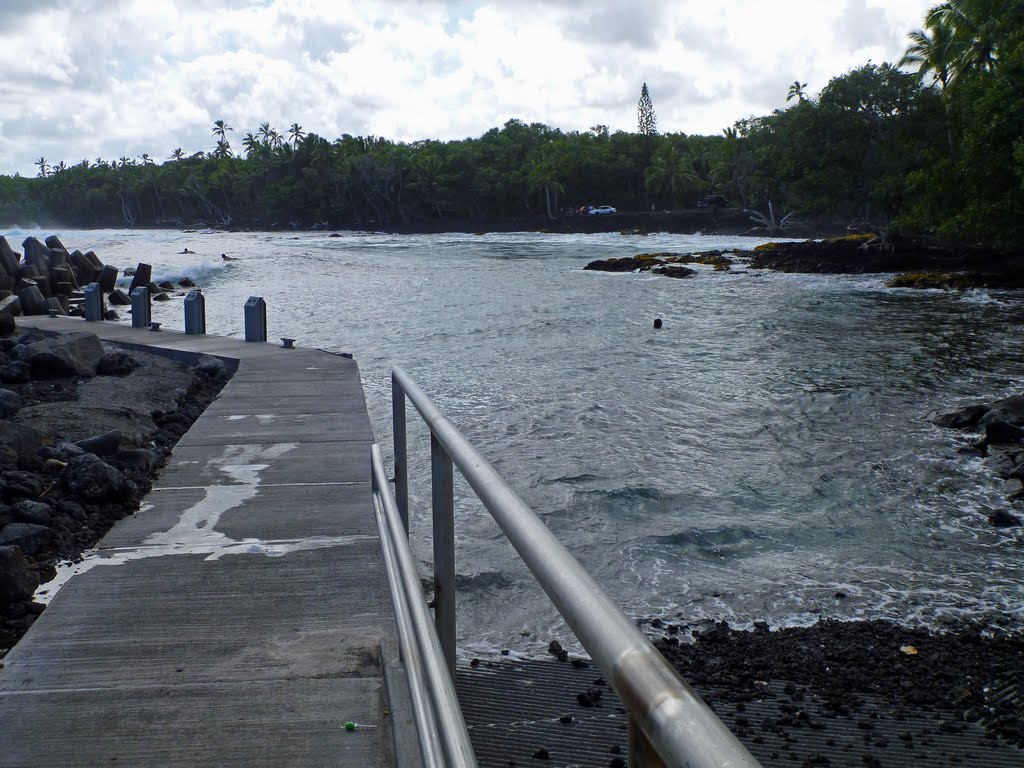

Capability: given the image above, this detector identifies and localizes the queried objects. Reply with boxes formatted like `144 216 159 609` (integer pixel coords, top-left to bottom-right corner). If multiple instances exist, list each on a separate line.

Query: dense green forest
1 0 1021 247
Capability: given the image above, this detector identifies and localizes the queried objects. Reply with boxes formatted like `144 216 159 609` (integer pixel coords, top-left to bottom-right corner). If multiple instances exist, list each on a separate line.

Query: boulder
196 355 230 382
926 405 990 430
989 509 1021 528
68 251 100 284
157 281 175 291
103 309 119 321
20 237 50 275
0 446 17 471
83 250 104 270
0 271 13 293
0 237 20 278
984 421 1024 445
16 284 47 315
107 288 131 306
0 388 23 418
113 448 157 471
985 449 1024 478
63 453 129 501
0 522 53 555
50 266 77 292
98 264 118 292
12 500 52 526
978 395 1024 428
1 470 43 499
152 292 171 301
653 265 696 279
47 250 69 275
44 235 70 255
18 331 105 377
0 295 21 317
0 312 15 335
75 430 124 457
44 297 66 316
54 442 85 459
0 422 42 463
97 351 137 376
179 277 196 287
129 264 153 294
0 360 31 383
0 545 40 602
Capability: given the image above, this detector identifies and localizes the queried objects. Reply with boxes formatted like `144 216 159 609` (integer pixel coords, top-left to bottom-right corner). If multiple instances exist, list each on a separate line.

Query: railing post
431 434 456 680
243 295 267 342
130 287 150 328
392 372 409 533
83 283 103 322
184 288 206 335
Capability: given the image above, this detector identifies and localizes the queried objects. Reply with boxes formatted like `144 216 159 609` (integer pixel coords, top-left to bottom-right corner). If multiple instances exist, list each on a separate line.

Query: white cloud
0 0 936 176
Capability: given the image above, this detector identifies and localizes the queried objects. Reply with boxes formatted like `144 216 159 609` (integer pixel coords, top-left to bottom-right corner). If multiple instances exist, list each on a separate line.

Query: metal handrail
390 367 762 768
371 445 478 768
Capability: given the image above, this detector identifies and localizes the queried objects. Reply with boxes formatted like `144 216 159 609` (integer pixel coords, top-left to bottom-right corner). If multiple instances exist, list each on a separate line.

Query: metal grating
456 657 1024 768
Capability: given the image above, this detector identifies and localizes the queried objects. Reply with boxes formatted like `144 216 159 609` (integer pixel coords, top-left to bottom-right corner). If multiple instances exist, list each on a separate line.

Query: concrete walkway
0 318 407 767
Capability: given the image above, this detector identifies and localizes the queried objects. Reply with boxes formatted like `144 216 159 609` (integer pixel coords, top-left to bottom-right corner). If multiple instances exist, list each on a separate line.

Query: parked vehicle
588 205 617 215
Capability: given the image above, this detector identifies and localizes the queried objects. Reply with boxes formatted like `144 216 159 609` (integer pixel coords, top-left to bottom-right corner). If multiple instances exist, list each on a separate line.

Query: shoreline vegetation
3 1 1022 254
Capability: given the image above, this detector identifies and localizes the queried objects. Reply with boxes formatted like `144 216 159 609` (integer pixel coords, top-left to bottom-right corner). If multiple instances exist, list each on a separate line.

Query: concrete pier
0 318 408 767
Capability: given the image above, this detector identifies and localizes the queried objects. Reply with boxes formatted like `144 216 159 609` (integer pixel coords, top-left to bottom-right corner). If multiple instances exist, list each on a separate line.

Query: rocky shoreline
583 233 1024 290
647 618 1024 756
0 322 230 656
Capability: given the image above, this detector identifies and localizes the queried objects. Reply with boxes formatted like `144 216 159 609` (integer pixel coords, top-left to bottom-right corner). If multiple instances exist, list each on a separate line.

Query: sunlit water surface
9 227 1024 654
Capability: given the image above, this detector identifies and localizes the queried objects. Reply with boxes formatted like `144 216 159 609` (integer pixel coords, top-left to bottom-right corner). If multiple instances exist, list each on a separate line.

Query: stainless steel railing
386 366 762 768
371 445 478 768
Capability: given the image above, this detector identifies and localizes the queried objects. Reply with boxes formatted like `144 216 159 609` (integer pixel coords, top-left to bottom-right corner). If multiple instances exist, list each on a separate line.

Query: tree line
0 0 1020 248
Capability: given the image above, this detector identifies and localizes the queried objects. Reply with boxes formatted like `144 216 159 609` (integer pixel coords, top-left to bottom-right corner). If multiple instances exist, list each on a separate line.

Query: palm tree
288 123 306 150
212 120 233 157
170 148 186 162
35 157 50 177
211 119 232 141
900 17 956 88
926 0 1013 80
786 81 808 102
526 156 564 220
212 140 232 160
242 132 260 158
644 141 699 209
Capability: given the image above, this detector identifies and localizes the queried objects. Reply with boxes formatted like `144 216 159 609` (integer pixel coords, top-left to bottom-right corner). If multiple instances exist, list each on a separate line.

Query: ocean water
9 227 1024 654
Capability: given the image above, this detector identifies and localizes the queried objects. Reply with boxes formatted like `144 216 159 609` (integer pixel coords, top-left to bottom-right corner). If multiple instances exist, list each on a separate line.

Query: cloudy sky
0 0 936 177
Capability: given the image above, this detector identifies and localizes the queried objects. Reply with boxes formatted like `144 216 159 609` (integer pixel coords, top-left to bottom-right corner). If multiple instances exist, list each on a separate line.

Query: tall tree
644 139 699 208
211 119 232 142
35 157 50 177
786 81 809 102
637 83 657 136
928 0 999 75
900 17 957 88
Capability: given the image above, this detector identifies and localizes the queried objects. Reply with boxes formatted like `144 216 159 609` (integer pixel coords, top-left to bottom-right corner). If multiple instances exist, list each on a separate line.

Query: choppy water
9 227 1024 653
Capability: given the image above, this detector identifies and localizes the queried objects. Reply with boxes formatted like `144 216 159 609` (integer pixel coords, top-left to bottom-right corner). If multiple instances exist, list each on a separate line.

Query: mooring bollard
184 289 206 335
130 287 150 329
244 296 267 342
83 283 103 322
